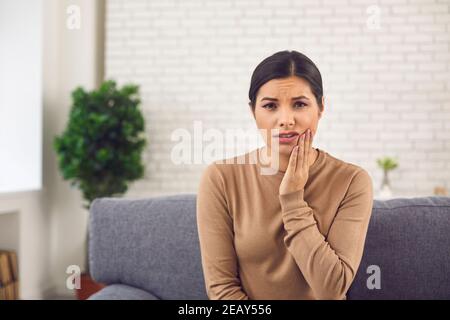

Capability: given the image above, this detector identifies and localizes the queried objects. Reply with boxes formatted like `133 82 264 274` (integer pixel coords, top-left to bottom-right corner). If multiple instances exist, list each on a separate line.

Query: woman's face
251 76 324 157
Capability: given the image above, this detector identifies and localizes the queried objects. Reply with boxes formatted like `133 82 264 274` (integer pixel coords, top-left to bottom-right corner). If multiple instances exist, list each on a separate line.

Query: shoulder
323 151 373 191
199 162 224 186
197 154 252 206
324 152 371 178
198 156 238 187
321 154 374 212
202 151 255 180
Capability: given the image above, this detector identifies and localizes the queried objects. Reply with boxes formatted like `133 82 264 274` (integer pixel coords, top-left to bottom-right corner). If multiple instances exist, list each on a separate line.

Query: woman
196 50 374 300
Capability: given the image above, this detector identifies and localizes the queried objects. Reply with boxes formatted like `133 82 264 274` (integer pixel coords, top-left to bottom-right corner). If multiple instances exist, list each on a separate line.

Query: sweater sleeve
196 163 250 300
279 169 374 300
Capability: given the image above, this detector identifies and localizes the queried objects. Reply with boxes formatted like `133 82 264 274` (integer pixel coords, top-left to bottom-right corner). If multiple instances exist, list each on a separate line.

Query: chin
270 144 294 155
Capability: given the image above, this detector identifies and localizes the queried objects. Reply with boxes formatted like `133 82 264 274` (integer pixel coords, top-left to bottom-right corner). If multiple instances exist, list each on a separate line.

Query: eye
261 102 307 110
262 103 276 110
294 101 307 108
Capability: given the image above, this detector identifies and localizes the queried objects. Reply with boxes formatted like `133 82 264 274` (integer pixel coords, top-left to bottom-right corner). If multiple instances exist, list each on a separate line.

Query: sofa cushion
88 284 160 300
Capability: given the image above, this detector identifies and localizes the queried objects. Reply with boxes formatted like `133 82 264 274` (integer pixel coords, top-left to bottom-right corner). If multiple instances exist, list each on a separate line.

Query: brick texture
105 0 450 197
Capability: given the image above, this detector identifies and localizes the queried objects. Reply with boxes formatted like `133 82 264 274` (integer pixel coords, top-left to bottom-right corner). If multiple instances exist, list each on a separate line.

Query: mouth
273 132 300 144
272 131 300 138
271 129 312 145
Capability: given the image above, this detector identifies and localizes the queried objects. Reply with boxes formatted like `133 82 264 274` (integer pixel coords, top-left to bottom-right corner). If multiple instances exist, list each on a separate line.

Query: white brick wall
105 0 450 198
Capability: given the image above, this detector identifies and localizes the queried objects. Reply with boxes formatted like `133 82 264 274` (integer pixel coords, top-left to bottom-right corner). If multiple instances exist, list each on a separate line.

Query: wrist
279 189 307 212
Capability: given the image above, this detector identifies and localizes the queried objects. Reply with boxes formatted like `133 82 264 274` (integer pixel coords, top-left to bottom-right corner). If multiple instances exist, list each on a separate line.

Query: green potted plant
54 80 147 299
376 156 399 199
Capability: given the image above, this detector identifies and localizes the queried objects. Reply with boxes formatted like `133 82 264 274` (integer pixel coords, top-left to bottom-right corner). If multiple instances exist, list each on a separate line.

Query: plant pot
75 272 106 300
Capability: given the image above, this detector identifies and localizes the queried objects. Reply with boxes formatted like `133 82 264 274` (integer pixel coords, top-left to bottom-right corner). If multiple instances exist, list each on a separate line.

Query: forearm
279 190 361 299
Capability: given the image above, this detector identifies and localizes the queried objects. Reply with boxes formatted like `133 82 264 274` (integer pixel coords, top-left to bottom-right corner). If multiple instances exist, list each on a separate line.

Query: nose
278 108 295 129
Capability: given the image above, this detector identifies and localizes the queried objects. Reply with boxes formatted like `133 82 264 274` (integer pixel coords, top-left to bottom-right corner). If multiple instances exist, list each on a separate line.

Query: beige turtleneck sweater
196 147 374 300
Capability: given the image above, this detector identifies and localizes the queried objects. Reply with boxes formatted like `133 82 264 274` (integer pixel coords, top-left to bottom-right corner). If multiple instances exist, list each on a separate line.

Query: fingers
305 129 311 154
294 133 303 172
304 129 310 168
295 134 301 171
286 145 298 174
292 129 313 173
301 132 305 169
309 129 314 164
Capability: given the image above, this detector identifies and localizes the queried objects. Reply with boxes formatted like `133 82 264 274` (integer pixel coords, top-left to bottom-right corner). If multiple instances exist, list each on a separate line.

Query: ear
249 102 255 119
318 96 325 119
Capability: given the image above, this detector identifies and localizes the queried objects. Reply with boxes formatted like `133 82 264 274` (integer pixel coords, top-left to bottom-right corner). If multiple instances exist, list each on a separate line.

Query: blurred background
0 0 449 299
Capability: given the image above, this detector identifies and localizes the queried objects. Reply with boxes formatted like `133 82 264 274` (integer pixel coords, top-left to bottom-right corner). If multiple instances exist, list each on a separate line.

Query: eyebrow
260 95 309 102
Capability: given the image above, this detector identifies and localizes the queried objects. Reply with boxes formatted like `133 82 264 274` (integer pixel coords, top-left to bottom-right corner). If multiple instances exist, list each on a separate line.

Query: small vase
379 170 392 198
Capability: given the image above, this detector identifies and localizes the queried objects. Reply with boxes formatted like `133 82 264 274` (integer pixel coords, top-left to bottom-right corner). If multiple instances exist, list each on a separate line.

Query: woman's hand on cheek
279 129 313 196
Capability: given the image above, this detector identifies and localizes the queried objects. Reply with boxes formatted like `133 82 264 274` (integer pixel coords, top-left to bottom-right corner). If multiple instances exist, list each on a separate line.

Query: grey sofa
88 194 450 300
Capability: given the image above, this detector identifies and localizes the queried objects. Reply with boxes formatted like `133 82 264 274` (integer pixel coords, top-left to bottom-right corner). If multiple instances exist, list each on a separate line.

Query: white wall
42 0 104 297
0 0 42 192
105 0 450 198
0 0 103 299
0 0 49 300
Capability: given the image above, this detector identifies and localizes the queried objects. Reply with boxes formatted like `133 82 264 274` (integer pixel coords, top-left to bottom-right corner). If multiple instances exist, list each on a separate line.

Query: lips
272 130 309 144
278 133 297 138
274 131 301 144
273 130 300 138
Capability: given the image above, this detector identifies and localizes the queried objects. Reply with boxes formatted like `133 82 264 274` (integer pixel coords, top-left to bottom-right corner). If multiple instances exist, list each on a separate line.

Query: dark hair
248 50 324 113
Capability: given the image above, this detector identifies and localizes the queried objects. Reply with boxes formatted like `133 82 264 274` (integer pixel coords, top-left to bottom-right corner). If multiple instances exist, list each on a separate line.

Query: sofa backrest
89 194 450 300
347 196 450 299
89 193 208 299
